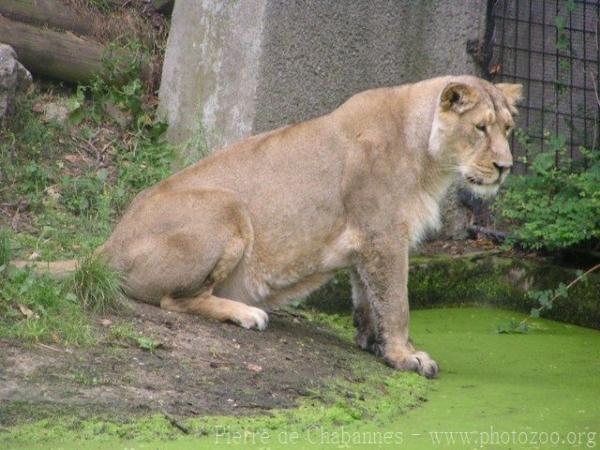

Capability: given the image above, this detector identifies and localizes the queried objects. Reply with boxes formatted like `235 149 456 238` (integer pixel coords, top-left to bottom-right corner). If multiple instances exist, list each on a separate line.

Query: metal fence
487 0 599 174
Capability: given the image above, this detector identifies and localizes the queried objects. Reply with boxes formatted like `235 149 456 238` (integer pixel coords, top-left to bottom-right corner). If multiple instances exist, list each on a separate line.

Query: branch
519 263 600 328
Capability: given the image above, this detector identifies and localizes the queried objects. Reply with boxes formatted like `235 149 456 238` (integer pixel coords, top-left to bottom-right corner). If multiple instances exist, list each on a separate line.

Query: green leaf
532 152 556 173
136 336 160 351
530 308 541 319
96 168 108 183
68 109 86 126
556 282 568 299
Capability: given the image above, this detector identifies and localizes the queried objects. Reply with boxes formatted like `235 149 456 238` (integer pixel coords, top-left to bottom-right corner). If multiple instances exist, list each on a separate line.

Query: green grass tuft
0 267 94 346
0 229 11 271
66 255 124 314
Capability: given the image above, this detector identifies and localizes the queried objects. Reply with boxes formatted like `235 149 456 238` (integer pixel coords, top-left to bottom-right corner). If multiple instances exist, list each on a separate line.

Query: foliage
60 169 109 215
0 41 174 261
496 0 599 252
496 318 528 334
69 40 150 129
495 137 600 251
497 264 599 334
0 37 175 345
65 255 124 314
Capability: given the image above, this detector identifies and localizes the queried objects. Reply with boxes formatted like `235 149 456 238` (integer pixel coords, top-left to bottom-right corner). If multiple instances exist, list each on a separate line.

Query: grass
0 228 11 269
0 235 121 345
0 64 174 345
0 76 174 262
107 321 161 351
0 265 94 346
67 254 124 314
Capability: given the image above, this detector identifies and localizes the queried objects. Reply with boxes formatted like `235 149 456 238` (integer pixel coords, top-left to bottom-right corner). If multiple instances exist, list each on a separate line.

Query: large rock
0 43 31 123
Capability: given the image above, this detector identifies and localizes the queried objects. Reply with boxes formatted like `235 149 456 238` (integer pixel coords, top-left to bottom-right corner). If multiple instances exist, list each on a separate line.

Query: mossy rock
305 252 600 329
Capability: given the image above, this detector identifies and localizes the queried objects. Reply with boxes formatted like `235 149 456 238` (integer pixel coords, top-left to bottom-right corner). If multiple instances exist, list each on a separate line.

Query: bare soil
0 301 366 426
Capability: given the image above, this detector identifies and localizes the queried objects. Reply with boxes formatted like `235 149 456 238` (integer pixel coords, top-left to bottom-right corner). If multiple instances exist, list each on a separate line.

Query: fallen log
0 15 148 84
0 0 93 35
0 15 104 83
152 0 174 15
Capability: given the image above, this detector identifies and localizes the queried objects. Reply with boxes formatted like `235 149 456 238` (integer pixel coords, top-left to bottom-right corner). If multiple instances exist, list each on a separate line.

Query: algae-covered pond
4 307 599 450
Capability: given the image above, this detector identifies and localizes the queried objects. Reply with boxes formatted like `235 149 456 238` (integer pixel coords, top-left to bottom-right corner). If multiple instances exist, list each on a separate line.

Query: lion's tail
11 259 78 278
10 244 110 279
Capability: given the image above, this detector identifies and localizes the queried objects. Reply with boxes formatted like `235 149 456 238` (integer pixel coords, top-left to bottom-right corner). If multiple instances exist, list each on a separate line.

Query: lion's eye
475 123 486 133
505 125 513 134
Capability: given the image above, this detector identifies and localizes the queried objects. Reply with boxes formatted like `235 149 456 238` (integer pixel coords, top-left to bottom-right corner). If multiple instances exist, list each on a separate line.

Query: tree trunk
0 0 93 35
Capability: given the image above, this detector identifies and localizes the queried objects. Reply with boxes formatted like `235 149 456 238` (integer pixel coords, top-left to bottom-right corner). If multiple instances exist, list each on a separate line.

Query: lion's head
430 77 522 197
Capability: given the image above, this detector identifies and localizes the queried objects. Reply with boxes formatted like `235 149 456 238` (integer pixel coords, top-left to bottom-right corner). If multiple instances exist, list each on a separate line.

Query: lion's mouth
465 175 501 186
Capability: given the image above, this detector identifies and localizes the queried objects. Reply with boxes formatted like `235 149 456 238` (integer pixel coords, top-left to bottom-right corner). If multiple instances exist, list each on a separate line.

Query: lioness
100 75 521 378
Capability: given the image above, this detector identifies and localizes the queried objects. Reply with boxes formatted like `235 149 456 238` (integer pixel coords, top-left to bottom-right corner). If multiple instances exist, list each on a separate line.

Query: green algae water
4 307 600 450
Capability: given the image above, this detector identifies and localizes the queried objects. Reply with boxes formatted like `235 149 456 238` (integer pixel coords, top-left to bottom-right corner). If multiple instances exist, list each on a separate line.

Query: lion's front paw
234 306 269 331
384 350 439 379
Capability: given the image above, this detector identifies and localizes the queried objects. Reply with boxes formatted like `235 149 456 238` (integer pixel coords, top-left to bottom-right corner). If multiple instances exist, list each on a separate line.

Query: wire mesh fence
488 0 599 174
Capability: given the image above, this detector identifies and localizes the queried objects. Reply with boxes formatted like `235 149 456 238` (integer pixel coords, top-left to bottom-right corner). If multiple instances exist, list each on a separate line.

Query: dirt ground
0 238 514 429
0 301 367 427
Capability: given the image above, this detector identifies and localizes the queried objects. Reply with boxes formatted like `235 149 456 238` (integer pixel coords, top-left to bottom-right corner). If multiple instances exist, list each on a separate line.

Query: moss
304 253 600 329
304 270 351 313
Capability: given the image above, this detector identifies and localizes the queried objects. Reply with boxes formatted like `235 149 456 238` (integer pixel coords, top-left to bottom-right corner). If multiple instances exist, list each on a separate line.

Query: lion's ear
440 82 480 114
495 83 523 110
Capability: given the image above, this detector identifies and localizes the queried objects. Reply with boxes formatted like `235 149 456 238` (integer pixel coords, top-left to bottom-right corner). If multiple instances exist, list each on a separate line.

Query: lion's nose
493 162 511 176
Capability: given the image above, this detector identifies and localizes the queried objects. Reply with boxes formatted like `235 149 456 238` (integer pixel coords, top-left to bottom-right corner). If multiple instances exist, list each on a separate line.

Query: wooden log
0 15 104 83
152 0 174 15
0 15 148 84
0 0 93 35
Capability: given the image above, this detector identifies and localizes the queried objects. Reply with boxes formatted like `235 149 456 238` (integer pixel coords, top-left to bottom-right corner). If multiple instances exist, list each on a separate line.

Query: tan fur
96 76 520 377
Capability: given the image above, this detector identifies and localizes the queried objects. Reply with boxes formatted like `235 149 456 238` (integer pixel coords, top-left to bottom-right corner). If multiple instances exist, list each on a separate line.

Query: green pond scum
2 307 599 450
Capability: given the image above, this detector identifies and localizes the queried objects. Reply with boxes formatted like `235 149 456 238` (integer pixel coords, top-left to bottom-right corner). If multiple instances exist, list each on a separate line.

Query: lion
29 75 522 378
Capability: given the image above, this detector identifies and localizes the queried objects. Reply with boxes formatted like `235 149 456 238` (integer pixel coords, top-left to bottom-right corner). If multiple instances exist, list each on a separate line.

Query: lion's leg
350 268 381 354
110 188 258 309
355 236 439 379
160 293 268 330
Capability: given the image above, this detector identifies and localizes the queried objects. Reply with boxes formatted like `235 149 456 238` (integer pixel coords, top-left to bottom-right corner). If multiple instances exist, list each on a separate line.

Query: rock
41 101 69 125
245 363 263 373
0 43 32 123
102 100 133 129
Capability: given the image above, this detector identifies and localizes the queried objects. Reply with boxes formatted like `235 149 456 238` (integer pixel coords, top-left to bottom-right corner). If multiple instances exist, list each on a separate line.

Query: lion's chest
407 192 442 247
